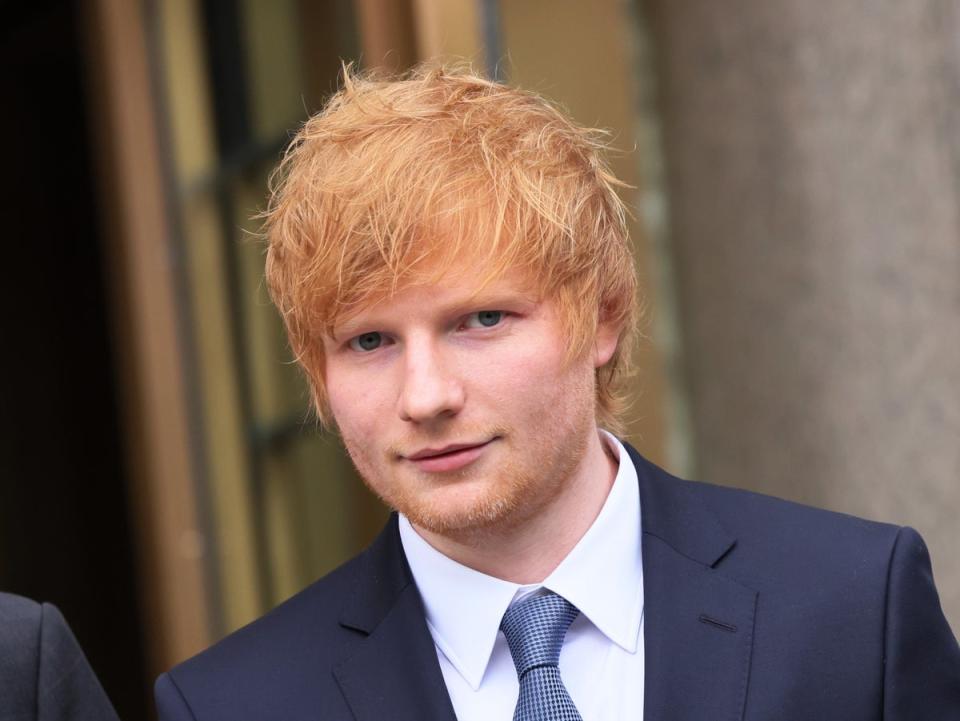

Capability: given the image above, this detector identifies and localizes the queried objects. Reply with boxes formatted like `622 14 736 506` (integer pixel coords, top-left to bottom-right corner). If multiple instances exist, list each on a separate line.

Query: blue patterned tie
499 592 584 721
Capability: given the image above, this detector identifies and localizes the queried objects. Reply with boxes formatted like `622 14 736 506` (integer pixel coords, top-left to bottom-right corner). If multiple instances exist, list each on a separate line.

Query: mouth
405 438 498 472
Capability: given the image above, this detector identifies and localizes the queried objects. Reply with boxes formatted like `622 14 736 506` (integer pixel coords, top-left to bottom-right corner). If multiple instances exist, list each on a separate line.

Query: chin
401 493 515 535
384 466 549 537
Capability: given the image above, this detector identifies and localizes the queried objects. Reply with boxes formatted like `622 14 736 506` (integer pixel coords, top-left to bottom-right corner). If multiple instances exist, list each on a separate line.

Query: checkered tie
500 592 584 721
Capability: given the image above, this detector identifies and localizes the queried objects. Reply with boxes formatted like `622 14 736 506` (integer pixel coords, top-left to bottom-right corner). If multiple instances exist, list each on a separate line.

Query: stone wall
646 0 960 632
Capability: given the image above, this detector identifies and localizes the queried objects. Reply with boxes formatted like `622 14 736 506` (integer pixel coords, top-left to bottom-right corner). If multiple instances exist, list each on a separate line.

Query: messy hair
263 62 638 433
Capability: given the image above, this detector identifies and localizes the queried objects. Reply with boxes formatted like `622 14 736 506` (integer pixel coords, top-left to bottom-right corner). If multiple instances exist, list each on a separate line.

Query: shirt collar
398 431 644 690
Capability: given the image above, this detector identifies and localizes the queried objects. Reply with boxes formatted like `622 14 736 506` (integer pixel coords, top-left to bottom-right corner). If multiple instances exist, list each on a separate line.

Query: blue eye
466 311 503 328
349 332 383 352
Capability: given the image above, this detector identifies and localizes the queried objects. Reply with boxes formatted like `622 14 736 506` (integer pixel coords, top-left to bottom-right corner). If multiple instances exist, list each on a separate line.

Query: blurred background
1 0 957 717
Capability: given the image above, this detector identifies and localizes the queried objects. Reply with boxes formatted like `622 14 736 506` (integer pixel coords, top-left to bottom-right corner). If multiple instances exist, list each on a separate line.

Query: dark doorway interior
0 2 149 719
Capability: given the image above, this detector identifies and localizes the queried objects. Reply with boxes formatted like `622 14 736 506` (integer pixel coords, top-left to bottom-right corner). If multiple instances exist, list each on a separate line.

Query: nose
398 337 465 423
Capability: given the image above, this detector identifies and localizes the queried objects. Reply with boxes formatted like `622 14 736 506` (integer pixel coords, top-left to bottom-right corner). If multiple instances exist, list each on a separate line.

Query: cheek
326 373 385 478
325 365 388 438
480 342 583 419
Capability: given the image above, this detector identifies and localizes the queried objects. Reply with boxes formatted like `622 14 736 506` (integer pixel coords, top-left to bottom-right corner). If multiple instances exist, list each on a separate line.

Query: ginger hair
263 63 638 434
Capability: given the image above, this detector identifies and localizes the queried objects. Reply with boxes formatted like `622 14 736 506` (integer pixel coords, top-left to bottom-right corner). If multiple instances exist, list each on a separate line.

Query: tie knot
499 592 580 678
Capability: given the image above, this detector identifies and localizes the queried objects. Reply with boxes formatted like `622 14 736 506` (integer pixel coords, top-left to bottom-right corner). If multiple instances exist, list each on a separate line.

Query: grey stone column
645 0 960 631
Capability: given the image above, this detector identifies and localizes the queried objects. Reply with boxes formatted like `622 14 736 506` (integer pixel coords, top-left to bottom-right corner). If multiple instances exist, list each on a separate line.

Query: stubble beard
340 369 597 543
391 428 588 542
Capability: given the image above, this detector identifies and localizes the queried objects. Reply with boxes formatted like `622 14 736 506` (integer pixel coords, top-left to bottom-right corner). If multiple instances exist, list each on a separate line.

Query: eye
464 310 504 329
348 332 384 352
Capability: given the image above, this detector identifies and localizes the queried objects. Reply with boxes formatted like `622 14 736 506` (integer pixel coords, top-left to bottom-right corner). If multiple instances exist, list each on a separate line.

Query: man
155 64 960 720
0 592 121 721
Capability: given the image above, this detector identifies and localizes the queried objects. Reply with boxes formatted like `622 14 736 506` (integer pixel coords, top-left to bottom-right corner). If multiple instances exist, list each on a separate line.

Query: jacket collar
334 515 459 721
337 514 412 634
628 444 736 567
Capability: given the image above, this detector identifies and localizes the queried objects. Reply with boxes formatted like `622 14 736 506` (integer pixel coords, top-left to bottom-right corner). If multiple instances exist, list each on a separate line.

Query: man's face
323 267 618 538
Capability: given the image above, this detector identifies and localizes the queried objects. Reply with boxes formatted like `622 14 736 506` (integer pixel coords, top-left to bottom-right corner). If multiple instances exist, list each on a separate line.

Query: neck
412 430 619 584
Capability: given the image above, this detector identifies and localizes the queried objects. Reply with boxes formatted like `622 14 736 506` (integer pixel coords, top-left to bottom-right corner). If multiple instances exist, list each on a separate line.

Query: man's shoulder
0 593 121 721
0 592 43 697
638 450 908 587
682 472 900 541
168 546 367 675
0 590 43 632
633 457 960 715
158 526 398 719
635 452 905 591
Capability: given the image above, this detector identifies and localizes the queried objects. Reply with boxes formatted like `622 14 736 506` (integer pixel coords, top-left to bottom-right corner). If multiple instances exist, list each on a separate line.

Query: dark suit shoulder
169 550 364 678
0 593 42 716
630 447 904 591
656 469 904 601
673 475 960 714
687 474 899 545
0 590 43 619
0 593 120 721
174 554 364 675
159 527 404 721
0 590 43 644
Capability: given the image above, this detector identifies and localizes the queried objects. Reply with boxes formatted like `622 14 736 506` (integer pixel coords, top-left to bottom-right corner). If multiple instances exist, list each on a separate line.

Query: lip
405 439 496 472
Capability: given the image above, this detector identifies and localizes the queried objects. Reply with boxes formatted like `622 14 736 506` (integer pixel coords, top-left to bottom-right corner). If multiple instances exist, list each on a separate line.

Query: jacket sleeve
882 526 960 719
156 672 199 721
36 603 120 721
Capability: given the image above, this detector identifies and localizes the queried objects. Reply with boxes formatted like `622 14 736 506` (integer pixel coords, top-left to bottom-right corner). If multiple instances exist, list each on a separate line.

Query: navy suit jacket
0 593 120 721
155 445 960 720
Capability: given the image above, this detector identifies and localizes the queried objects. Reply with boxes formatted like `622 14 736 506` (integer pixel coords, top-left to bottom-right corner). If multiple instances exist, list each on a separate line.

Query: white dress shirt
398 432 645 721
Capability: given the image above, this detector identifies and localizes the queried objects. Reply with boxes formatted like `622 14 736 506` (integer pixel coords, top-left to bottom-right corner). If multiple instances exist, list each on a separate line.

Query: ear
593 316 621 369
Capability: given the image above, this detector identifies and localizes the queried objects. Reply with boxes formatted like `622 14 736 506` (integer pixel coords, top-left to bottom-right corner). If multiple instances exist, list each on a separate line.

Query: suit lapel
332 516 457 721
627 446 758 721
